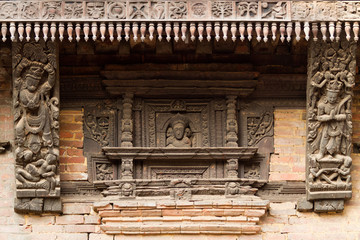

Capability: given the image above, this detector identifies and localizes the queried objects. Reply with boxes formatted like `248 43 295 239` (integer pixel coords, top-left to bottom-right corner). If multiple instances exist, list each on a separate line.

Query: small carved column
225 95 239 178
305 38 356 212
13 41 61 213
120 93 134 179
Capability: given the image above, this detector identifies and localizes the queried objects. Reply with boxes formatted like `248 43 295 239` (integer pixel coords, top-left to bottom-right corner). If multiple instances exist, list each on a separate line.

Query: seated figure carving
166 114 192 147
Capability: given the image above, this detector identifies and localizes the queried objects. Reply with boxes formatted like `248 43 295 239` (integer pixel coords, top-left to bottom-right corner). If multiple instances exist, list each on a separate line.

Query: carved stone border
0 1 359 21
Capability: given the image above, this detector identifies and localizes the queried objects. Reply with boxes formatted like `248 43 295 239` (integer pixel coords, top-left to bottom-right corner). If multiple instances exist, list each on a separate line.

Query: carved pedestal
305 38 356 213
13 41 61 214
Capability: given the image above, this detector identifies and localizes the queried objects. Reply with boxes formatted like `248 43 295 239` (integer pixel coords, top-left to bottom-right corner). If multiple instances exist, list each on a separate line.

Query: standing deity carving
13 41 60 197
306 39 356 211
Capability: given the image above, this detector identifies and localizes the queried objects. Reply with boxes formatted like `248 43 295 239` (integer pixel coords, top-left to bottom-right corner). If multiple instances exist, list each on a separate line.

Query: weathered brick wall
59 109 88 181
270 109 306 181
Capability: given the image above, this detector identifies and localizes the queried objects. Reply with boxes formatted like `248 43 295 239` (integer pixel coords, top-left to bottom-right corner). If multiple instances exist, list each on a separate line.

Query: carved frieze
247 112 273 147
306 38 356 212
12 40 61 213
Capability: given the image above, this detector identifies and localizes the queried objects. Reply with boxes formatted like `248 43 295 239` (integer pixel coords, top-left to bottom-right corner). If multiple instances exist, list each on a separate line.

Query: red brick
161 209 183 216
120 210 142 217
63 203 92 215
59 131 74 139
74 115 83 122
63 225 96 233
60 156 86 164
60 123 82 131
61 164 87 173
59 140 83 148
74 132 84 140
59 115 74 122
66 149 83 156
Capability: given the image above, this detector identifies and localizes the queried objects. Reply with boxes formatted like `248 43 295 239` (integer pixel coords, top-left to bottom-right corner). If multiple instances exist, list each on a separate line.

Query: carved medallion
212 1 233 18
108 2 126 19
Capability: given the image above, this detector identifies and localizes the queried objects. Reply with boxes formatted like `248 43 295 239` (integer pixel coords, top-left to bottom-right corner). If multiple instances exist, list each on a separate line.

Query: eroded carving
20 2 40 19
42 1 62 19
121 93 134 147
129 2 148 19
212 1 233 18
247 112 273 147
86 2 105 19
13 41 60 213
337 1 360 20
96 163 113 181
225 182 257 196
226 95 238 147
108 2 126 19
64 2 83 19
119 182 136 198
169 2 187 19
244 164 260 179
307 39 356 210
166 114 192 148
237 2 258 18
0 2 18 19
261 2 287 19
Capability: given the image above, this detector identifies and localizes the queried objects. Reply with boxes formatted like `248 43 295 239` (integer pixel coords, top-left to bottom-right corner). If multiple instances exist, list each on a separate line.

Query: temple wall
0 41 360 239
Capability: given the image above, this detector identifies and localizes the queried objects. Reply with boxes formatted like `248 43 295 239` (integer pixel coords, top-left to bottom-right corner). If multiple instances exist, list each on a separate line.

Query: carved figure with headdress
166 114 192 147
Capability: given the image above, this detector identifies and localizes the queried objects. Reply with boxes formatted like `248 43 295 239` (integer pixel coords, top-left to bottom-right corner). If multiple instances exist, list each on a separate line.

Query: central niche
136 98 218 148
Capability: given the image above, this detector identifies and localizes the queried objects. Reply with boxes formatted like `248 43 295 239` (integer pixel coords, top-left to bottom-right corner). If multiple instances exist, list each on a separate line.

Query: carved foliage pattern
247 112 273 147
307 39 356 195
13 41 60 198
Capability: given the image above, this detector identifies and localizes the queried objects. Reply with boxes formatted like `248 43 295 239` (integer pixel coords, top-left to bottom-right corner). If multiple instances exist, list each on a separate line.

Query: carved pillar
225 95 239 178
120 93 134 179
226 95 238 147
121 93 134 147
306 38 356 212
13 41 61 213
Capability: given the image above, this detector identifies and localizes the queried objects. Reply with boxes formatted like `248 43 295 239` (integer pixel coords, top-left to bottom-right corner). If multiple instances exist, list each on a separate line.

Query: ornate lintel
305 37 356 213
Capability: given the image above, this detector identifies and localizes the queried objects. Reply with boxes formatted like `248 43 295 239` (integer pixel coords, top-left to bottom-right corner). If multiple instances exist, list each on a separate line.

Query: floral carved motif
64 2 83 19
237 2 258 18
0 2 18 19
169 1 187 19
307 39 356 212
20 2 40 19
247 112 273 147
212 1 233 18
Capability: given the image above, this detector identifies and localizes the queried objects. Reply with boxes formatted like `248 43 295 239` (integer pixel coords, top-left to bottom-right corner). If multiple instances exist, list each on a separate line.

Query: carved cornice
0 1 359 43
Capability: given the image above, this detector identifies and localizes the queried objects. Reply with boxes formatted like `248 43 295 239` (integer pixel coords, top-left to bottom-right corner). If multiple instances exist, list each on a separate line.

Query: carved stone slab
306 38 356 212
13 40 61 213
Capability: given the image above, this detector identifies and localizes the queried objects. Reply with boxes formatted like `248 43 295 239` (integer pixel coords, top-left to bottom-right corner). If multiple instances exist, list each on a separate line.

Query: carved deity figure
313 80 347 160
166 114 192 147
13 42 59 195
307 40 355 194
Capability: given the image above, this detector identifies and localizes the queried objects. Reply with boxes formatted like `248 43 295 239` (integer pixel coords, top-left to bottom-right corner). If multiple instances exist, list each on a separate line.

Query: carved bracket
304 38 356 213
13 40 61 214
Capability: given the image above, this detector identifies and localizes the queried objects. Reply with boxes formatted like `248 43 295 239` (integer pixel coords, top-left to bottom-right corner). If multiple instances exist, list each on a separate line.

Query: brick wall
269 109 306 181
59 109 88 181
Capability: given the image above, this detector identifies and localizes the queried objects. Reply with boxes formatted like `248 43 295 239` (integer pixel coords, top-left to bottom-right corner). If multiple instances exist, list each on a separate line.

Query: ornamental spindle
345 22 351 41
25 23 31 42
166 23 171 42
222 22 228 41
173 23 179 42
132 22 138 42
263 22 269 42
149 23 155 41
335 22 342 42
91 22 98 41
75 23 81 42
353 22 359 42
190 23 196 41
214 22 220 42
1 23 7 42
320 22 327 41
109 23 114 42
18 23 24 42
255 22 261 42
100 23 106 42
279 22 285 42
271 23 277 41
295 22 301 42
286 22 292 42
124 22 130 41
67 23 73 42
304 22 310 41
34 23 40 42
140 23 146 42
59 23 64 42
329 22 335 42
157 23 163 41
181 23 187 41
206 22 212 42
231 23 237 42
116 23 122 41
9 22 15 42
42 23 49 42
239 22 245 41
312 22 318 42
84 23 90 42
247 23 253 41
198 23 204 42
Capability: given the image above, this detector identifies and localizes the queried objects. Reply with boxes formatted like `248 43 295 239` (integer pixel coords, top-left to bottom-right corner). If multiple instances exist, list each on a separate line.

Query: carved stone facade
306 38 356 212
12 41 61 213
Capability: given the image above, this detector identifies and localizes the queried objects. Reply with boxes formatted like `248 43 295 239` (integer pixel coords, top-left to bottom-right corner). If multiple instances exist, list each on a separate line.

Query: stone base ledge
94 196 269 235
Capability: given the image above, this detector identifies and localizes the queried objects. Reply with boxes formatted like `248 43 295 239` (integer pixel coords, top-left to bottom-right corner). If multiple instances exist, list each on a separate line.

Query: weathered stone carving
84 103 116 148
86 2 105 19
337 1 360 20
261 2 287 19
244 164 260 179
169 2 187 19
64 2 83 19
42 1 62 19
13 41 60 213
237 2 258 18
121 93 134 147
166 114 192 148
96 163 113 181
226 95 238 147
306 38 356 212
0 2 18 19
212 1 233 18
129 2 148 19
108 2 126 19
119 182 136 198
20 2 40 19
225 182 257 196
247 112 273 147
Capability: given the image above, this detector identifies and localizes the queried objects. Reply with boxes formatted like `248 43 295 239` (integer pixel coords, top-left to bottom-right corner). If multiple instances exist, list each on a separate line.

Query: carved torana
12 40 61 213
306 38 356 212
